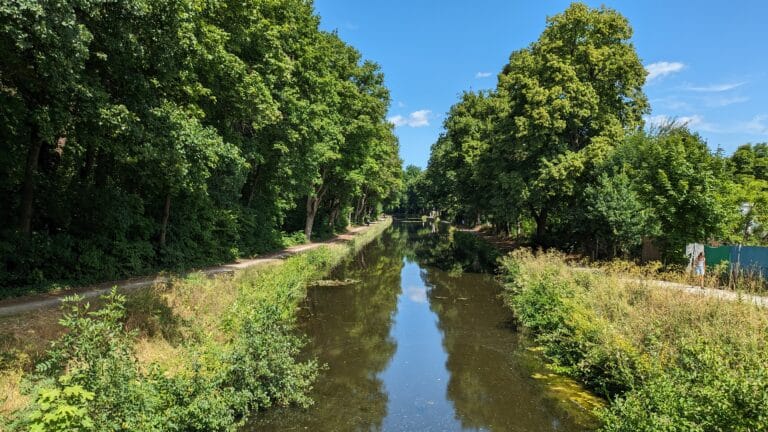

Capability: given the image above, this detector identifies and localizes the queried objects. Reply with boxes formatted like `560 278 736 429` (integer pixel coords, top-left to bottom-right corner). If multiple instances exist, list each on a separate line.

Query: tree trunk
245 164 260 207
328 200 340 229
305 195 319 241
354 194 367 224
160 194 171 247
350 196 363 224
533 208 548 246
19 124 44 235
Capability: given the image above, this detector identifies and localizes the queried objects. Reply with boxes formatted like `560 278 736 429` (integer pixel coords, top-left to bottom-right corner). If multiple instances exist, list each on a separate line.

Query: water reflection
424 268 590 430
250 230 404 431
248 223 594 431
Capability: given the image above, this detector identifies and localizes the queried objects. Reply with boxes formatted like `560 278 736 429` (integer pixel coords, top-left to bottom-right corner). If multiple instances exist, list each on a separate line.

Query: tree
0 0 95 235
618 128 732 259
491 2 648 243
583 172 649 257
424 91 498 225
728 143 768 244
0 0 399 290
396 165 427 216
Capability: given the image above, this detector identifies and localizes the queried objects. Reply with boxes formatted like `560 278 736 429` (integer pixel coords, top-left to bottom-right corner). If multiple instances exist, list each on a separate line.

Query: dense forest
0 0 402 290
399 4 767 261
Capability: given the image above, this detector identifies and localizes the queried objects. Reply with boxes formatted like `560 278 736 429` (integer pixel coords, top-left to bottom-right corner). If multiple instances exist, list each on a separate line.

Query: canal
249 222 597 431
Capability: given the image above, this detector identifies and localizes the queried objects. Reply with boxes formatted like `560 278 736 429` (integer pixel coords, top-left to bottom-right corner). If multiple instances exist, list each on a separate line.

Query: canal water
249 222 597 431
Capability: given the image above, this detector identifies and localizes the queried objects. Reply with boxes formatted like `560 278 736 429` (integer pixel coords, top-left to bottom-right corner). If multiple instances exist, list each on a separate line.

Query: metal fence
702 245 768 277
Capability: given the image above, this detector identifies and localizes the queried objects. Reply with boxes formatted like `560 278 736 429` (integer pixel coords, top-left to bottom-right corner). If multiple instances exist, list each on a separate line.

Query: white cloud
388 109 432 128
645 114 718 132
645 61 685 81
397 101 406 108
685 82 746 92
678 115 707 129
406 285 427 303
475 71 492 78
704 95 749 107
744 115 768 135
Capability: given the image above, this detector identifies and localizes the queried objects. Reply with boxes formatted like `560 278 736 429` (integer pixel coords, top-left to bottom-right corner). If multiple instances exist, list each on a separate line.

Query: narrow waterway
249 222 597 431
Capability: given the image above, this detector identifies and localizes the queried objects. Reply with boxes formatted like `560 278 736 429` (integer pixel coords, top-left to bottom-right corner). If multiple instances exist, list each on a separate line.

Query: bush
5 217 393 430
502 249 768 430
13 287 318 431
27 378 95 432
601 341 768 431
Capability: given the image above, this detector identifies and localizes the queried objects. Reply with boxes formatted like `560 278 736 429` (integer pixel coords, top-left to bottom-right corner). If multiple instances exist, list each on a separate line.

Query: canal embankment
501 249 768 431
0 218 392 430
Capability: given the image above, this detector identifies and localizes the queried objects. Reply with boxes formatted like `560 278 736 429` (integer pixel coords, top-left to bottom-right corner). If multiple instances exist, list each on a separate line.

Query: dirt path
463 229 768 309
573 267 768 307
0 224 375 317
623 276 768 308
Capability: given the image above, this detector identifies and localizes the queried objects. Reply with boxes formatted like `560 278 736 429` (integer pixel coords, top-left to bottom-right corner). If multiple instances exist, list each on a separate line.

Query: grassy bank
0 218 391 431
501 249 768 431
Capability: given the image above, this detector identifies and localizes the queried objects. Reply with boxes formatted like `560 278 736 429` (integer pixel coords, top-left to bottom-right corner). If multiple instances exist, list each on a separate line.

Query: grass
590 258 768 294
0 218 392 425
0 230 315 302
502 249 768 431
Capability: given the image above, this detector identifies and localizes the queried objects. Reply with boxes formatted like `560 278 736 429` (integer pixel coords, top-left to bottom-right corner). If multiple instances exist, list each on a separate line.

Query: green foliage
423 91 499 224
27 378 95 432
616 129 733 260
392 165 428 216
502 250 768 431
281 231 308 248
583 172 649 256
0 0 401 293
419 3 650 243
11 255 331 432
487 3 647 239
6 221 394 430
727 143 768 245
601 341 768 432
416 3 746 261
223 304 318 411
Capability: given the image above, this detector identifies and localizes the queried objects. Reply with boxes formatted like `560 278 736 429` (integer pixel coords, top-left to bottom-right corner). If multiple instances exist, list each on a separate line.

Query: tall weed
502 249 768 431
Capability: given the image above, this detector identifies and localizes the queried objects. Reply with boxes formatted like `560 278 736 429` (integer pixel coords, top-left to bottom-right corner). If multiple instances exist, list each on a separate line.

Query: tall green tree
617 128 732 258
0 0 400 290
491 2 648 242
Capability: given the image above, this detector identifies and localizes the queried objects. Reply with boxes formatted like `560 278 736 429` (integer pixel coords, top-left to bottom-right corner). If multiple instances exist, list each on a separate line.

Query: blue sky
314 0 768 168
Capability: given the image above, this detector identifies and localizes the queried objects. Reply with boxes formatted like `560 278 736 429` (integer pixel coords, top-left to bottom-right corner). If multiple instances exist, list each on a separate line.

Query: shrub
27 377 95 432
601 341 768 432
5 217 392 429
501 249 768 430
14 288 318 431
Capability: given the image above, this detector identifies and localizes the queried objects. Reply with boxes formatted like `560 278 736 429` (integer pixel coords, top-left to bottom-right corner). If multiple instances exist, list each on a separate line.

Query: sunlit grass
0 218 392 421
503 250 768 430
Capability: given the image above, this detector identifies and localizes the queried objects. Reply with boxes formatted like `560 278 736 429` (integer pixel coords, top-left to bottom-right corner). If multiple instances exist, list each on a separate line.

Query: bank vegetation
0 0 402 296
503 250 768 431
0 218 391 430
